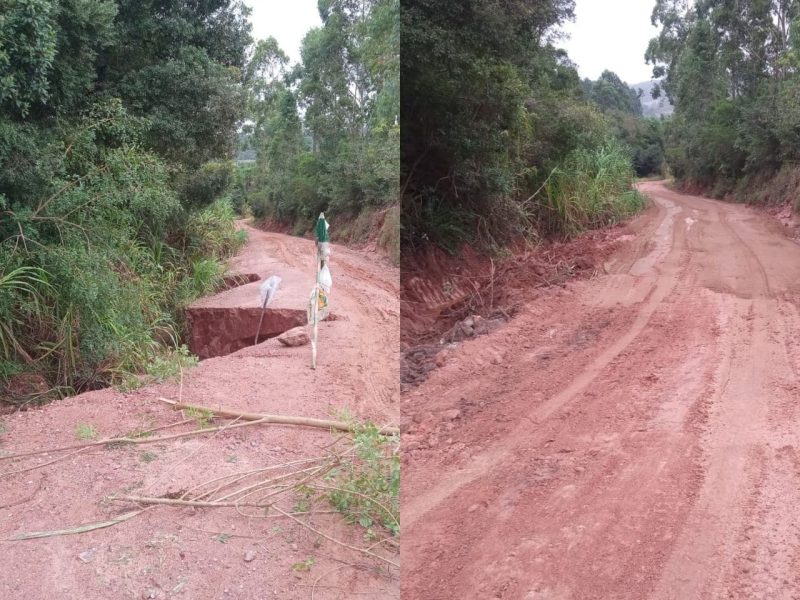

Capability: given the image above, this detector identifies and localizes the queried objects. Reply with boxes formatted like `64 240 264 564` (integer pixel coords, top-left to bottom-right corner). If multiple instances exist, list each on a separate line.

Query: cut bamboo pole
157 398 400 436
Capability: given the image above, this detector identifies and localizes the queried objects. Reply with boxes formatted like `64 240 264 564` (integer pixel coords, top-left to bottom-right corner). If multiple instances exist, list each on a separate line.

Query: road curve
401 181 800 599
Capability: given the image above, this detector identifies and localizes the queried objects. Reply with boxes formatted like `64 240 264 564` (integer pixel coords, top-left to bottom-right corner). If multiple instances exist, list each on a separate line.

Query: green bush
183 198 247 261
544 140 645 235
179 161 235 209
0 0 253 400
0 123 246 396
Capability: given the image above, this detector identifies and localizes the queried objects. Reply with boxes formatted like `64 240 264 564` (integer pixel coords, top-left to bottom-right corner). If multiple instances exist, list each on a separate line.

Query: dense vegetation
648 0 800 201
0 0 251 399
401 0 650 253
582 71 667 178
235 0 399 254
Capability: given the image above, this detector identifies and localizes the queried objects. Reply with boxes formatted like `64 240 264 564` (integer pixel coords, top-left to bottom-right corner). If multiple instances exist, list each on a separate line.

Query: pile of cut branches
1 400 400 569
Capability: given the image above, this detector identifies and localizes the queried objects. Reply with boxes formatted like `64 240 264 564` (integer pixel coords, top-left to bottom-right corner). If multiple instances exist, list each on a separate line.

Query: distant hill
632 80 674 118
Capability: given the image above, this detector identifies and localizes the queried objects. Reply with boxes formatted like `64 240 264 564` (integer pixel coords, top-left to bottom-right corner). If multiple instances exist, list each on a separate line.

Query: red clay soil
401 181 800 599
0 223 399 600
400 216 633 390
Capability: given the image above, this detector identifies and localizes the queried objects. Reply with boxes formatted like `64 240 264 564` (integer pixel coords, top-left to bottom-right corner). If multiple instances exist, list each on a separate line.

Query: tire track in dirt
402 251 718 599
718 208 773 297
712 300 800 599
402 181 800 599
651 295 767 599
404 192 687 530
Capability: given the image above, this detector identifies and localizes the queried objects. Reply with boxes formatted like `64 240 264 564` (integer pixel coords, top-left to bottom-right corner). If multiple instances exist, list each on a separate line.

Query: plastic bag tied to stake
310 213 331 369
260 275 281 308
254 275 282 345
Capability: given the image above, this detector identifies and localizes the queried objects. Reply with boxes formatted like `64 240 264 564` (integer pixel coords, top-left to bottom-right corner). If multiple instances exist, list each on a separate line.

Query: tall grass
542 139 645 235
0 197 246 401
183 198 247 261
0 266 51 362
402 139 645 255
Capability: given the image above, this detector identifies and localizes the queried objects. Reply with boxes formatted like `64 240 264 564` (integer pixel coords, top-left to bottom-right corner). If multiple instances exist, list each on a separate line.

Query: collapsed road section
0 221 400 600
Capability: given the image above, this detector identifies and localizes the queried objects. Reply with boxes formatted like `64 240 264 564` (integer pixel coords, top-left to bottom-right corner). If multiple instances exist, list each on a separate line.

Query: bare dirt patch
185 307 308 358
400 223 637 389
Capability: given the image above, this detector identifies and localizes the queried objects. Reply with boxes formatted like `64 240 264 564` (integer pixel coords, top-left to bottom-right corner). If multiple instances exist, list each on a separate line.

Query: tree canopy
401 0 647 251
647 0 800 193
0 0 252 396
582 70 643 116
238 0 400 229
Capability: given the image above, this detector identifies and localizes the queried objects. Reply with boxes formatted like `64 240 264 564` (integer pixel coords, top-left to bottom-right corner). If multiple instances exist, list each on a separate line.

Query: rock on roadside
277 326 310 347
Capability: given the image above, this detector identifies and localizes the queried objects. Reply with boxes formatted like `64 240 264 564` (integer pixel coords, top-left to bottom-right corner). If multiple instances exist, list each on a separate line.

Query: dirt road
401 181 800 599
0 223 399 600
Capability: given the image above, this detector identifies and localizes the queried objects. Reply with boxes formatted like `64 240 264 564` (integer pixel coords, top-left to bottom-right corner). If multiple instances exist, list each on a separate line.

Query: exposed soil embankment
185 307 307 358
400 220 644 388
677 166 800 240
258 205 400 265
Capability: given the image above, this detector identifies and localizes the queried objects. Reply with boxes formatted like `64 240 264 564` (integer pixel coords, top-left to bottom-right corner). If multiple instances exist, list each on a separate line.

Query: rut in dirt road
401 181 800 600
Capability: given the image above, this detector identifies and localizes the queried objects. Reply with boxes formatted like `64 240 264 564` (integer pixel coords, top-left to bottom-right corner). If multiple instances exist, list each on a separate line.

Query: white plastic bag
260 275 281 308
318 264 332 293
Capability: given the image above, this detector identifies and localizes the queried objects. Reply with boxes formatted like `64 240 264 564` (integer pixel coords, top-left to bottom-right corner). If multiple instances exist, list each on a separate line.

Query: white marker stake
311 279 319 370
311 213 330 370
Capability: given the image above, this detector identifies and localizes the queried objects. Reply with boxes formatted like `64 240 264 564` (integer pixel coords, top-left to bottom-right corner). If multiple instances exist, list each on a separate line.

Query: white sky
558 0 660 84
243 0 322 64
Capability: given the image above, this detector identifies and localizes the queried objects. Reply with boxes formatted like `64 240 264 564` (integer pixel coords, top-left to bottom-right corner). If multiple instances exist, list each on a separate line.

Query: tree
244 0 399 223
0 0 59 117
582 71 642 116
0 0 253 395
401 0 646 249
647 0 800 192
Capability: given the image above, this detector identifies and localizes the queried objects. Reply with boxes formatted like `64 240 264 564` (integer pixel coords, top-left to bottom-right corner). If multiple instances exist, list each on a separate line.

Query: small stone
442 409 461 421
244 550 256 562
277 326 310 347
142 590 157 599
78 549 95 563
290 543 298 552
472 315 489 335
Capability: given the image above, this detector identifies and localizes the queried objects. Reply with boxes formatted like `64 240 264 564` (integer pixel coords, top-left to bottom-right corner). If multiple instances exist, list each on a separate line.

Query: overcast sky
558 0 659 84
242 1 658 83
244 0 322 65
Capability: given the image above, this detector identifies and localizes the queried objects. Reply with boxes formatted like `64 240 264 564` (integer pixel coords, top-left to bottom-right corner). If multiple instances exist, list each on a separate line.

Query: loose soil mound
400 223 639 388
